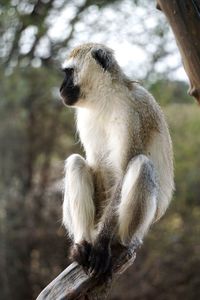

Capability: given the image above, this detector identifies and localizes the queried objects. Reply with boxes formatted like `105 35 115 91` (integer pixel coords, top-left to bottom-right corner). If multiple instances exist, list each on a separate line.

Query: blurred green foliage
149 80 191 105
0 1 200 300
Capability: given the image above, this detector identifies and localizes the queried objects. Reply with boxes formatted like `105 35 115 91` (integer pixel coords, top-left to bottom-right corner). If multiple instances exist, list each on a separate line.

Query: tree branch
156 0 200 103
36 239 141 300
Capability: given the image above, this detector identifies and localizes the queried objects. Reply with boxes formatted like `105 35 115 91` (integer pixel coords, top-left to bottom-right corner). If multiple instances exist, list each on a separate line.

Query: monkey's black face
60 68 80 106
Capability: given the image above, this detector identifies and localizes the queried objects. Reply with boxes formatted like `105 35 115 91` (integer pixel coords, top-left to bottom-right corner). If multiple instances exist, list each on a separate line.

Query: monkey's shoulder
129 84 166 127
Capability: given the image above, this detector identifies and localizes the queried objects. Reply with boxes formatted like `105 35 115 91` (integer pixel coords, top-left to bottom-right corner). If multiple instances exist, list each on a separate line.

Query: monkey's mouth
59 81 65 94
60 67 80 106
60 84 80 106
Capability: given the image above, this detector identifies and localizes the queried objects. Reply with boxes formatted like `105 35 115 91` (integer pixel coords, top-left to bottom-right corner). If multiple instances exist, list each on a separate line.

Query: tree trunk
156 0 200 103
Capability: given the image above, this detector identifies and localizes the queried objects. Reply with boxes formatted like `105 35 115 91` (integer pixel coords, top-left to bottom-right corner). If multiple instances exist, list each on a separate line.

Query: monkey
60 43 174 277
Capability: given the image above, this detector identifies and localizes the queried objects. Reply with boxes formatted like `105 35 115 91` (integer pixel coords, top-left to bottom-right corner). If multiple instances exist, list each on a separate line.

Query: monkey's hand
88 238 112 277
70 240 92 271
70 239 112 278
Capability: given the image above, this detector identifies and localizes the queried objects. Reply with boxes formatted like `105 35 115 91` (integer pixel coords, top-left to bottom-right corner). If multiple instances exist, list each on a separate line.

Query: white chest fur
76 107 127 175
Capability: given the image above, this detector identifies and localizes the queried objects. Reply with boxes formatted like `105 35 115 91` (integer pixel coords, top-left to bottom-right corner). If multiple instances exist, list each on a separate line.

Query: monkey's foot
70 240 92 271
88 240 112 278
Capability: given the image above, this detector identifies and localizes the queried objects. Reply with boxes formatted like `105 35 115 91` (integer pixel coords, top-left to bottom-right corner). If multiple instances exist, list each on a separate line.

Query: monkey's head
60 43 125 107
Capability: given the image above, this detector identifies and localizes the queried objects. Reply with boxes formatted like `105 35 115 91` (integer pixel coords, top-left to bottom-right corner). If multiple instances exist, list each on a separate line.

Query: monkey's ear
91 48 112 71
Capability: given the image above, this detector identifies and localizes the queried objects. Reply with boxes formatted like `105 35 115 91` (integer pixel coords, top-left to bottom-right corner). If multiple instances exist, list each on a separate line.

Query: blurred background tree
0 0 199 299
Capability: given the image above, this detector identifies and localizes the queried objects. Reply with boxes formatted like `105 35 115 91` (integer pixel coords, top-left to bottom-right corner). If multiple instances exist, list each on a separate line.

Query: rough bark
156 0 200 103
36 239 141 300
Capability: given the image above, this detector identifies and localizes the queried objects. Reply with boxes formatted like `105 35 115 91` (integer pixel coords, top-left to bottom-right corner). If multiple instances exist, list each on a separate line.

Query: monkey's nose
62 67 74 75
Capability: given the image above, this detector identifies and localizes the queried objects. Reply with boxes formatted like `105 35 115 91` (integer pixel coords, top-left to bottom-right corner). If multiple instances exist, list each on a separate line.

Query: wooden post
156 0 200 103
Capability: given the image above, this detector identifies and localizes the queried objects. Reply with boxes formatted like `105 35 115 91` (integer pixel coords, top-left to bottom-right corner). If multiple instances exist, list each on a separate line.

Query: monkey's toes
88 244 112 278
70 240 91 269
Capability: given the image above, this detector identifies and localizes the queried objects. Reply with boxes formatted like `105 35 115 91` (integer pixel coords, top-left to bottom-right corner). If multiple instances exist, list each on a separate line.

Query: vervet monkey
60 43 174 277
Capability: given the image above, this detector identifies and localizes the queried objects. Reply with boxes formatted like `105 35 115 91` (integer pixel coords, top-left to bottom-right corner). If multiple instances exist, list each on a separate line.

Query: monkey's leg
63 154 95 267
88 155 157 277
118 154 157 246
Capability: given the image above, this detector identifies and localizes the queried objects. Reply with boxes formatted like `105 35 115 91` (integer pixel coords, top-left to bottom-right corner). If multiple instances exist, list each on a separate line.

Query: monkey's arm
89 154 158 276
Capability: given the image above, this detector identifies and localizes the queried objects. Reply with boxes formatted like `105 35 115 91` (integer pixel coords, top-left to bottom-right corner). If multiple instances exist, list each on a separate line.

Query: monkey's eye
62 67 74 74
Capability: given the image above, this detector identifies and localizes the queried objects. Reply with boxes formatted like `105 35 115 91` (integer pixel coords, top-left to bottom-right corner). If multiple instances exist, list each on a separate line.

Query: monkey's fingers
90 254 101 277
88 249 96 275
102 256 112 275
70 240 91 270
88 247 111 278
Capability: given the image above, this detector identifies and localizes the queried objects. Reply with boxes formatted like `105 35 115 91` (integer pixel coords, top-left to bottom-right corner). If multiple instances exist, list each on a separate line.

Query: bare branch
36 239 141 300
